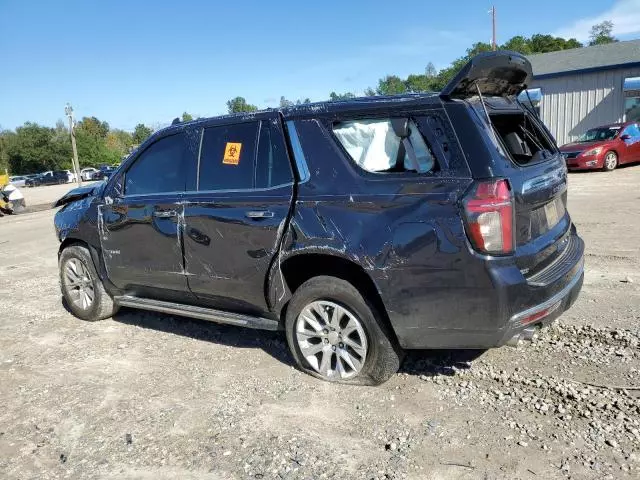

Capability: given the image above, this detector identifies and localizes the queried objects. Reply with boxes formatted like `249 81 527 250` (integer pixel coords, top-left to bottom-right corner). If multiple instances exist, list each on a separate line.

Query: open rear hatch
443 52 576 283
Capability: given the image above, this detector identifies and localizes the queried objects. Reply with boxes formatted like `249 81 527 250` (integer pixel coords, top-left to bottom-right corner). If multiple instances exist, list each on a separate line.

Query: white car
80 167 98 181
62 170 77 183
9 176 27 187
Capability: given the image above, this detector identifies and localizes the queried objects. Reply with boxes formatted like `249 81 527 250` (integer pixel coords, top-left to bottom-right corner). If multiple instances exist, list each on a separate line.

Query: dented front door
99 195 191 299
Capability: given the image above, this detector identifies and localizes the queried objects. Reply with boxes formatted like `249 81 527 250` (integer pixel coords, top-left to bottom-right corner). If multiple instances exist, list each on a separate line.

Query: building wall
531 66 640 146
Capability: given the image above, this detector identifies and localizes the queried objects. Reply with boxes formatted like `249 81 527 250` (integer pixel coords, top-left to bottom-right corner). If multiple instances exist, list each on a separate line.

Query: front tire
603 151 618 171
285 276 402 385
59 245 118 321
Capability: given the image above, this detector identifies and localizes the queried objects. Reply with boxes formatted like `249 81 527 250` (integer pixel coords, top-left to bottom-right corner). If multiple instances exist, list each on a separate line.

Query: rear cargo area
489 111 556 166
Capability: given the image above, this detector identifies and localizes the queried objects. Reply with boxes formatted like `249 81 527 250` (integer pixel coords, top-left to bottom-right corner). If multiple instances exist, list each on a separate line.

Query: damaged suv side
54 51 584 385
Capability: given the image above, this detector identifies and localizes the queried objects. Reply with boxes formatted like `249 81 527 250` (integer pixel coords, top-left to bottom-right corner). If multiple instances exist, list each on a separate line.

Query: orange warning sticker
223 142 242 165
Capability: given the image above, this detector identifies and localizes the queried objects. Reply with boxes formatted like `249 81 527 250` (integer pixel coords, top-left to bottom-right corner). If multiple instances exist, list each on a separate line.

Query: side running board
113 295 279 331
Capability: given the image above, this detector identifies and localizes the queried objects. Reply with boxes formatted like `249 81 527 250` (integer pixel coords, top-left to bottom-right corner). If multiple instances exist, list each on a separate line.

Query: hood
52 182 102 208
440 50 532 99
559 140 609 151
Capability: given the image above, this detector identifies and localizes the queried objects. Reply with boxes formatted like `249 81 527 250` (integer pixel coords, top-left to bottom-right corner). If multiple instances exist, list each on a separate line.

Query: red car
559 122 640 171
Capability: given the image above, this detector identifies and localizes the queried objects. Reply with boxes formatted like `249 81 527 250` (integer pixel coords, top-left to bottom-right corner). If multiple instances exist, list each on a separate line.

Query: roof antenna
171 117 180 125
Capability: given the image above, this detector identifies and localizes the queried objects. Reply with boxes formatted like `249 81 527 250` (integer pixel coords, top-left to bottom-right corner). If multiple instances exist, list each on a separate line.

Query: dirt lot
1 168 639 479
19 182 98 212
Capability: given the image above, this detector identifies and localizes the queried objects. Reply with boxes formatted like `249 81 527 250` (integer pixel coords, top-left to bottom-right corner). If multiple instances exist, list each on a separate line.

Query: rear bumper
390 232 585 349
495 259 583 346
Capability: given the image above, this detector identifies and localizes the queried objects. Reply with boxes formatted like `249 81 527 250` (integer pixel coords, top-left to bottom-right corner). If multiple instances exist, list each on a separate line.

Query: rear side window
199 122 258 190
255 121 293 188
125 134 187 195
333 118 435 173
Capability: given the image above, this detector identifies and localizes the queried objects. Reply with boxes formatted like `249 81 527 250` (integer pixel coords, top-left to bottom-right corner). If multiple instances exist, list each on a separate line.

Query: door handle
245 210 274 219
153 209 177 218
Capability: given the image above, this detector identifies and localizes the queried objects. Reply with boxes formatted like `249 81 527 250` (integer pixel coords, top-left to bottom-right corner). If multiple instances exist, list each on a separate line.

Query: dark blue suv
53 52 584 384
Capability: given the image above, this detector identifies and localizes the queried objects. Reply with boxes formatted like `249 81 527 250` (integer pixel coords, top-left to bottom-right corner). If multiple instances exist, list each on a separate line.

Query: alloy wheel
63 258 95 310
295 300 368 380
605 152 617 170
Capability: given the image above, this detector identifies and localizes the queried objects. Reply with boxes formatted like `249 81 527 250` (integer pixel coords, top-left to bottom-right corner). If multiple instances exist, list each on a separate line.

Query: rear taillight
463 179 514 255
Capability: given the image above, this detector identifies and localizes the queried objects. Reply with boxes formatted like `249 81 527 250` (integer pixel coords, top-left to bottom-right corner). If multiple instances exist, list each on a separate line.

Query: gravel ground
1 167 639 479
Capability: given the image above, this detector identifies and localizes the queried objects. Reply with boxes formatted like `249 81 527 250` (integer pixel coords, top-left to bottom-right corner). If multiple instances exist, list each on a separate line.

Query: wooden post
65 104 82 186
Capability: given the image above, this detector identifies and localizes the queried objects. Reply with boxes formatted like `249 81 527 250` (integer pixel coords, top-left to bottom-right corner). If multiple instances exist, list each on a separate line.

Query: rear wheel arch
277 253 400 345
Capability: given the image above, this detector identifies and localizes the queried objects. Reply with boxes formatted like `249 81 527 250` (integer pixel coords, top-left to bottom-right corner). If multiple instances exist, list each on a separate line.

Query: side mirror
620 134 631 141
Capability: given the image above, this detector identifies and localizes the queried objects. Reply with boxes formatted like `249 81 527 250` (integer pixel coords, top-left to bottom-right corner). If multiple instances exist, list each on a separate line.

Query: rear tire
59 245 118 321
603 151 618 171
285 276 402 385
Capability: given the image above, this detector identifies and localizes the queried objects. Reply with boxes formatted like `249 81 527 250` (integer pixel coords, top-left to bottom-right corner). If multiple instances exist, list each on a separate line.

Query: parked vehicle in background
560 122 640 171
53 51 584 385
64 170 77 183
9 176 27 187
80 167 99 181
26 171 69 187
90 165 116 180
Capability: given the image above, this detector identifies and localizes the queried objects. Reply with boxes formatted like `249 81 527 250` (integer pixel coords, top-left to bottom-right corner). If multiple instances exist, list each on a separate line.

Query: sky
2 0 640 131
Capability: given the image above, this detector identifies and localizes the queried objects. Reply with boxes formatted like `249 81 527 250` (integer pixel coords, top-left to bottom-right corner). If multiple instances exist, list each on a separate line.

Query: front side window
199 122 258 190
332 118 435 173
125 134 187 195
622 123 640 139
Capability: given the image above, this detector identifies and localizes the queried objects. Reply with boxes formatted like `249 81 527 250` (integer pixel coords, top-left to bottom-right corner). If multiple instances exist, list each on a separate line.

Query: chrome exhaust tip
506 333 521 347
520 327 537 341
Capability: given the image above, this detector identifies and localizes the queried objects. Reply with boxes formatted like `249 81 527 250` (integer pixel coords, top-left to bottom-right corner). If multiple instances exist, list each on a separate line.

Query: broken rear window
332 119 435 174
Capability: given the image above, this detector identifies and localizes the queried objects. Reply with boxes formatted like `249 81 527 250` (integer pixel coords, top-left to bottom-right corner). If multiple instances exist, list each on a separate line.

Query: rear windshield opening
489 113 555 166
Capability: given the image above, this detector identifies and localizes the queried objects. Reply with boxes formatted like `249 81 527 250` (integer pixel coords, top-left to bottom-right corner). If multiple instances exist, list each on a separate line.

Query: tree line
225 21 619 112
0 22 618 174
0 113 196 175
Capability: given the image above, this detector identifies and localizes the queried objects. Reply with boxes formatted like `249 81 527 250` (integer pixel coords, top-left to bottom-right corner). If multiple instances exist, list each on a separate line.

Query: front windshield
577 127 620 142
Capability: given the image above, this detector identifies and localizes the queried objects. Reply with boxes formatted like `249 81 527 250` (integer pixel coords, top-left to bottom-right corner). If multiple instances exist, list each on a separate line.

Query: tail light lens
463 179 514 255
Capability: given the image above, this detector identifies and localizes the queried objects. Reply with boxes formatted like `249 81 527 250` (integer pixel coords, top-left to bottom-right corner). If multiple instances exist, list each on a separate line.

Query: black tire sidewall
285 276 399 385
59 246 103 321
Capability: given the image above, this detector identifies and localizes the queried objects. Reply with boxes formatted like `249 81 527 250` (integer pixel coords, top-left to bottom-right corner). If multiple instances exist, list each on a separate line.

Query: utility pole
64 103 82 186
491 5 497 51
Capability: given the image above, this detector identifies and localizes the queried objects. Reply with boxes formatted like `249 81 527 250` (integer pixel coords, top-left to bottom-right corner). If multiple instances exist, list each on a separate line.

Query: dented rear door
182 116 294 316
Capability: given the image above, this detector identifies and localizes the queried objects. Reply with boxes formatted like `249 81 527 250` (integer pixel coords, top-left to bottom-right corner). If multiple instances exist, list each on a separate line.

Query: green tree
328 91 356 101
0 129 11 173
528 34 581 53
589 21 618 46
132 124 153 145
376 75 407 95
75 129 120 167
106 129 134 158
364 87 377 97
76 116 109 139
501 35 533 54
4 122 71 173
226 96 258 114
425 62 437 78
181 112 194 122
279 96 294 107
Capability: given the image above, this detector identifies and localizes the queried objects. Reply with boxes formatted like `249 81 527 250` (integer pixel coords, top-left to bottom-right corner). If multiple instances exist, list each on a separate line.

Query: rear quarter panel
277 111 508 348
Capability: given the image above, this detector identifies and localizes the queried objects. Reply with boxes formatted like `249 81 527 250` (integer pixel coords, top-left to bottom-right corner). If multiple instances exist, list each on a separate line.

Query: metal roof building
526 40 640 145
